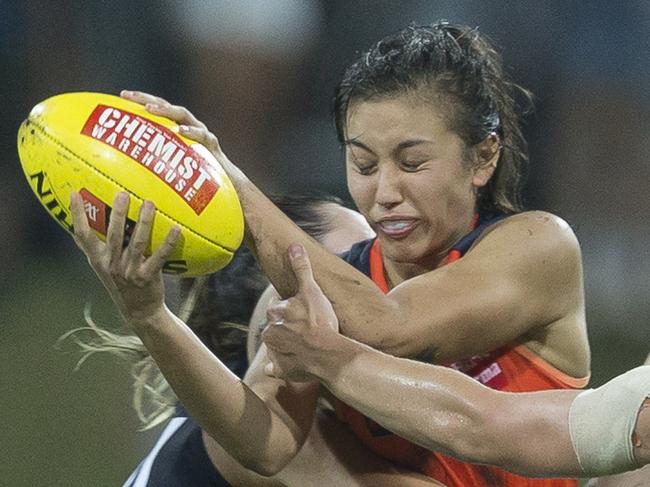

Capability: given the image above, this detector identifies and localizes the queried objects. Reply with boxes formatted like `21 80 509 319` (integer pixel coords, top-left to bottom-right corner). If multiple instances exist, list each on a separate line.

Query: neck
381 212 478 288
383 248 448 287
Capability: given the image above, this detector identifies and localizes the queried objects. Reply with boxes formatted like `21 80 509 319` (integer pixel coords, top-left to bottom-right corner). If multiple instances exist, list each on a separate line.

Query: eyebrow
344 137 374 154
344 137 433 154
396 138 433 150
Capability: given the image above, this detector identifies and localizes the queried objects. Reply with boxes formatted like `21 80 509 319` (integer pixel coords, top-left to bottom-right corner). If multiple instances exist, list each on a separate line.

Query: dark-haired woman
78 21 589 486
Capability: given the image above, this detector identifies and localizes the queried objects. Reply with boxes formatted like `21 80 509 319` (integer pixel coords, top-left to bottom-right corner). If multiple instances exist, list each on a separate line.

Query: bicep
381 213 583 361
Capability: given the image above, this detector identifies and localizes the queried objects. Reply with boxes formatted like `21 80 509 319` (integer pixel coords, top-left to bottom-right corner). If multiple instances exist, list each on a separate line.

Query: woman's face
345 93 494 269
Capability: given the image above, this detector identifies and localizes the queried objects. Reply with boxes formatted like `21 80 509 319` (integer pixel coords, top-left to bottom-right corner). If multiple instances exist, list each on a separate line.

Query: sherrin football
17 92 244 276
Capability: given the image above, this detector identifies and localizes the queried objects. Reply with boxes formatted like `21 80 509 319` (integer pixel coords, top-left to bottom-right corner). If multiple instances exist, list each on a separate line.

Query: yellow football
17 92 244 276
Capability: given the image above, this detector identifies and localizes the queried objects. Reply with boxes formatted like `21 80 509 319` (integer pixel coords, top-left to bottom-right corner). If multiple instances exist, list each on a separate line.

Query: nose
375 164 403 209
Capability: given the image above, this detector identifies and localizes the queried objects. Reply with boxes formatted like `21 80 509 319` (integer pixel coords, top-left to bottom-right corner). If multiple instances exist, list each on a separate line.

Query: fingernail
121 90 133 96
289 244 304 258
179 125 189 133
116 192 129 204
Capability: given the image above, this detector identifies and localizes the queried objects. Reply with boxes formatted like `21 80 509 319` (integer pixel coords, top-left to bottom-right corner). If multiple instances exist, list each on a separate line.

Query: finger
264 361 280 378
261 324 291 353
119 90 204 128
125 200 155 265
70 192 101 252
288 244 317 291
178 125 221 153
282 296 308 322
266 301 289 323
106 192 130 257
120 90 168 107
147 103 204 128
141 225 182 276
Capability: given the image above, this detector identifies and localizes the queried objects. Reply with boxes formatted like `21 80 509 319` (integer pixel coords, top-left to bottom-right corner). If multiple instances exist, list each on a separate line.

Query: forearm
220 160 403 351
309 334 489 457
308 333 582 476
132 306 317 475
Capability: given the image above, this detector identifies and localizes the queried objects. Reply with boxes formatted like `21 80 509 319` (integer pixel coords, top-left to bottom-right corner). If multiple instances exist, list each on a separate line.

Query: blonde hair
60 276 211 430
61 195 357 430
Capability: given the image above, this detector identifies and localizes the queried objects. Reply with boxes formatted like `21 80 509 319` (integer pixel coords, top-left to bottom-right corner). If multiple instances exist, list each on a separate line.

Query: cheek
410 171 474 216
346 172 372 209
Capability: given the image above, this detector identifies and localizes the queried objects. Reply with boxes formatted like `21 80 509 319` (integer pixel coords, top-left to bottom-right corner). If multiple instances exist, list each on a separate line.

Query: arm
201 395 448 487
265 247 650 478
304 337 581 477
262 244 582 477
121 91 585 363
69 192 316 476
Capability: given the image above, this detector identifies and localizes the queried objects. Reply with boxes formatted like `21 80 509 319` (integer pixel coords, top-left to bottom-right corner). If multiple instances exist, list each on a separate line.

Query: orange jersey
336 228 588 487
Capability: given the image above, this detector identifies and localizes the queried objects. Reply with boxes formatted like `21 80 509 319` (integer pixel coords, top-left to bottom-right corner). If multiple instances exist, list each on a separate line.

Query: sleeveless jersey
122 370 248 486
123 415 232 487
336 213 588 487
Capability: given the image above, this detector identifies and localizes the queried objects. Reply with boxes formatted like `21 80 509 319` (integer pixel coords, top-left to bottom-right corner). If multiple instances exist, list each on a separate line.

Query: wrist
125 303 170 331
307 333 365 387
218 154 247 188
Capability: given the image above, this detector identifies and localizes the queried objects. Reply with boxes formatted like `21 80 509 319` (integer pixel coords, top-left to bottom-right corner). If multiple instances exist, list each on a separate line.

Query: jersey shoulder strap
339 238 374 278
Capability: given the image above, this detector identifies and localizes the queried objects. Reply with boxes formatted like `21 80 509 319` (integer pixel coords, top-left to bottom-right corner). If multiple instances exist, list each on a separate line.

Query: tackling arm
121 92 585 365
69 191 317 476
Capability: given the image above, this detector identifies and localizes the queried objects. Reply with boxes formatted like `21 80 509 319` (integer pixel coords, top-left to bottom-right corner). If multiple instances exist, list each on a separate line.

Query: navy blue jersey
123 417 230 487
341 211 508 273
124 212 507 486
123 371 245 486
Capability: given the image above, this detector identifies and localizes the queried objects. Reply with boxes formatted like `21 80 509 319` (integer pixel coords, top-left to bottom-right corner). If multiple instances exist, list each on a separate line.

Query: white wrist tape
569 365 650 476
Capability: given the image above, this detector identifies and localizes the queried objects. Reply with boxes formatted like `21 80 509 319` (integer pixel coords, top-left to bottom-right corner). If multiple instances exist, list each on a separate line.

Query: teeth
380 221 412 231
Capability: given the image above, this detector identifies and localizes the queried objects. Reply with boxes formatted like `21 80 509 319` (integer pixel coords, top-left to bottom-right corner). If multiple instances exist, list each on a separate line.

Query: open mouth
377 219 418 238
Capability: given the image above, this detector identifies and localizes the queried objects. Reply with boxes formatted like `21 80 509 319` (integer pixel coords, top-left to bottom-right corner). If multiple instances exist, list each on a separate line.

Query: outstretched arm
263 245 649 478
69 192 317 476
120 91 586 365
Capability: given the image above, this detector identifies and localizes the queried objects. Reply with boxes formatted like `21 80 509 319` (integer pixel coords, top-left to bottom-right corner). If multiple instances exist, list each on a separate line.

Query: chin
380 237 425 263
379 234 445 269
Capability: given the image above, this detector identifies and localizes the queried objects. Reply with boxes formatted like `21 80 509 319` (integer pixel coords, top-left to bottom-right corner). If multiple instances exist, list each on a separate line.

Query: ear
472 133 500 188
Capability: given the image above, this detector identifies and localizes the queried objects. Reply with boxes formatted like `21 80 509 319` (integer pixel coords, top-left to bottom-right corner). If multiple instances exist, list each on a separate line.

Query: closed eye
352 162 377 175
400 160 429 172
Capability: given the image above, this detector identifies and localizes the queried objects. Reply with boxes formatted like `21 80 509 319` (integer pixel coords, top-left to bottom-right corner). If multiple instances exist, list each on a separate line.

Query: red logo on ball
81 105 219 214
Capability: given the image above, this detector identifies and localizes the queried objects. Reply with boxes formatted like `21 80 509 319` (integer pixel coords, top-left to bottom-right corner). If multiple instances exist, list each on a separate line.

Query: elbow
236 451 292 477
244 462 283 478
354 325 426 358
341 301 412 354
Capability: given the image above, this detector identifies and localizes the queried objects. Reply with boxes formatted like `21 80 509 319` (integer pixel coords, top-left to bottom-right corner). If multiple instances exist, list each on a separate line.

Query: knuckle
131 240 146 254
109 264 123 279
74 227 89 240
124 267 140 284
287 296 305 312
266 308 282 321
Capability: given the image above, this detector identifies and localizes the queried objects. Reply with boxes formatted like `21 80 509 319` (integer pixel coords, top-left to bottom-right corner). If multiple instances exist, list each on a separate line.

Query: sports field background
2 2 650 485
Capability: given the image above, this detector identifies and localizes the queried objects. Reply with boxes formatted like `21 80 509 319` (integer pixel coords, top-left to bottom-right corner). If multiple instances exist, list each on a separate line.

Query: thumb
288 244 316 290
264 361 278 377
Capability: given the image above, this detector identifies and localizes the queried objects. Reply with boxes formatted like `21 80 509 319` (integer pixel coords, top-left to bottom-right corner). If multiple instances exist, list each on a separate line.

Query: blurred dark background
2 1 650 485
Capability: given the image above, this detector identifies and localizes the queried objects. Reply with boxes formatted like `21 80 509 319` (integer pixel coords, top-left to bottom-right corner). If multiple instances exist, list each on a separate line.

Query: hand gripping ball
17 92 244 276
